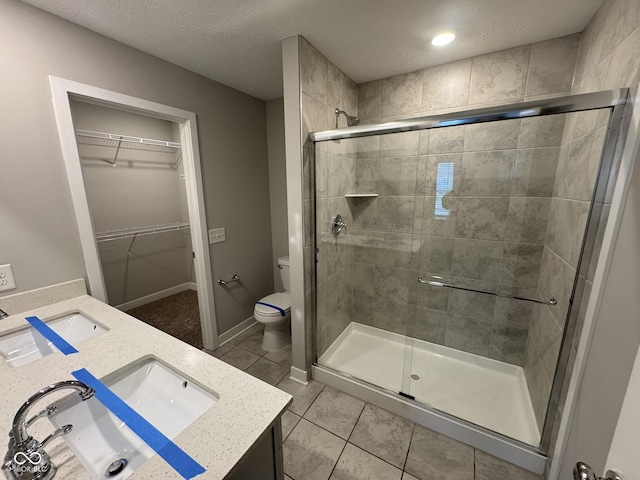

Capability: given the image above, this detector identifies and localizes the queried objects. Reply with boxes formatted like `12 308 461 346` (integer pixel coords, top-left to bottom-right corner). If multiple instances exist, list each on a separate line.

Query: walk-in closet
71 101 203 348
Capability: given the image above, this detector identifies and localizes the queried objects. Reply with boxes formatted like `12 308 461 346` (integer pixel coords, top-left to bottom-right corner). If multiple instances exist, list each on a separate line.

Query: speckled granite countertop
0 294 292 479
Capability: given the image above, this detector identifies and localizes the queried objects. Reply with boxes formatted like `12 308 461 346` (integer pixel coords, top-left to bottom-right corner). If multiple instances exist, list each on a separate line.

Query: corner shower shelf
75 129 182 168
344 194 378 198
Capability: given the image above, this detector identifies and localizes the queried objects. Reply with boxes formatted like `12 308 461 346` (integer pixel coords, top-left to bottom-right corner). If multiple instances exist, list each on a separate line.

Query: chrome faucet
3 381 94 480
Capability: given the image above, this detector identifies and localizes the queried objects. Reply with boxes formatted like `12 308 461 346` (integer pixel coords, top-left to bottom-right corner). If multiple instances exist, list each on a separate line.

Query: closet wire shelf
75 129 183 168
95 222 191 243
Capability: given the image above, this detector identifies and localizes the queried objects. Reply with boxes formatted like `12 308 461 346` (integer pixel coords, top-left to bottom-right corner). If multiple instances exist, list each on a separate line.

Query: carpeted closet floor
126 289 203 349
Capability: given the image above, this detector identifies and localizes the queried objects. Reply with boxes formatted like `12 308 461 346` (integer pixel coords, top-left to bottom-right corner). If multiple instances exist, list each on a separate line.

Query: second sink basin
0 313 107 367
49 357 218 479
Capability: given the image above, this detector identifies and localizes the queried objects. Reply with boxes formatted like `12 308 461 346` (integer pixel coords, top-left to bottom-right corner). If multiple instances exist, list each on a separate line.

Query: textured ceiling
21 0 604 101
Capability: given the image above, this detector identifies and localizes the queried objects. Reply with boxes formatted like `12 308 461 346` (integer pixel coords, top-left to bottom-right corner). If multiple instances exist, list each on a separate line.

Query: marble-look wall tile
538 246 576 324
354 158 378 193
358 80 381 120
375 232 418 270
327 154 355 197
356 135 380 159
526 35 580 97
605 24 640 90
302 92 331 142
300 38 328 102
489 324 528 365
511 148 560 197
378 196 416 233
351 292 375 327
421 196 457 236
381 71 423 117
459 150 516 196
422 59 472 111
500 243 544 288
379 131 420 157
519 114 566 148
546 197 591 267
413 306 447 344
378 157 418 195
374 266 417 305
469 45 530 105
464 119 520 152
373 298 415 335
418 235 454 275
451 238 503 282
352 262 376 297
554 131 600 201
587 204 610 281
494 291 535 329
505 197 551 244
455 197 509 241
524 335 552 430
444 314 493 356
328 62 358 116
428 126 465 154
531 304 563 379
447 277 497 321
417 129 429 155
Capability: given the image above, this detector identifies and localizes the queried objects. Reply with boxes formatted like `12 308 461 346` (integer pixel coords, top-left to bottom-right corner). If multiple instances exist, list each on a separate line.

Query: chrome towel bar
417 278 557 306
218 274 240 286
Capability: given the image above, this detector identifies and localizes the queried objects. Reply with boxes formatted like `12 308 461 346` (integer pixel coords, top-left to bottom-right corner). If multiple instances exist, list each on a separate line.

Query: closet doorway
50 77 218 350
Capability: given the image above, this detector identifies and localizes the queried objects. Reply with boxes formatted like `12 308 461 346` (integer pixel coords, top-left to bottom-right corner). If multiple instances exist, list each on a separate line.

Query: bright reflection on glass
435 162 454 218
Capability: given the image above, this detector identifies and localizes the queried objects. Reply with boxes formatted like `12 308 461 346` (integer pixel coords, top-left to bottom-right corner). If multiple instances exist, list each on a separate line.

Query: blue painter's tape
25 316 78 355
256 301 285 317
71 368 205 480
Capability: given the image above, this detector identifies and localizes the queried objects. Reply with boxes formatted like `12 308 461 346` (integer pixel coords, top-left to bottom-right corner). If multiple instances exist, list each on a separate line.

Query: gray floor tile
237 331 267 355
264 344 293 367
245 357 289 385
402 473 420 480
475 450 543 480
228 323 263 345
281 410 301 441
285 476 293 480
277 377 325 416
202 343 234 358
218 346 260 370
349 404 414 469
405 425 474 480
304 386 365 439
283 418 345 480
330 443 402 480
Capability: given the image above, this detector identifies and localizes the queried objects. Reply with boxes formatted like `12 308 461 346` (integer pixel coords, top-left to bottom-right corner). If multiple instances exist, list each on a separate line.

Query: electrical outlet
208 228 226 245
0 264 16 292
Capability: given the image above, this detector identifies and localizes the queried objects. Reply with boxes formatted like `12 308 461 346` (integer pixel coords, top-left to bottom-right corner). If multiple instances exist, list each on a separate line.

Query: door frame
49 76 218 350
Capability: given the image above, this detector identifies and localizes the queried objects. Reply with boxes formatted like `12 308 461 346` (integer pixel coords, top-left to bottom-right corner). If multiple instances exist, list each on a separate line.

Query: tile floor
205 326 543 480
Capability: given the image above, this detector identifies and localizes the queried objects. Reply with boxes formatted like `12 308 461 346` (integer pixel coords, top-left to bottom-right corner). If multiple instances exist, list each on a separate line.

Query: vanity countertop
0 294 293 479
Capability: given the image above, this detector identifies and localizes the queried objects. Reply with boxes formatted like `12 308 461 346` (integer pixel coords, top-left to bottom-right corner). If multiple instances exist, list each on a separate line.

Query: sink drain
106 458 127 477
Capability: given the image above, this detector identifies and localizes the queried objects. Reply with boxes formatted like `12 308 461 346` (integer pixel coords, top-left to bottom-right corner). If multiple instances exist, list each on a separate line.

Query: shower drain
410 374 420 380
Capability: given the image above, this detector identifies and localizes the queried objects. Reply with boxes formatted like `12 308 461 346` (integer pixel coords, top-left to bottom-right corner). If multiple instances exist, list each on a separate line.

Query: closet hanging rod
76 129 181 151
95 222 190 243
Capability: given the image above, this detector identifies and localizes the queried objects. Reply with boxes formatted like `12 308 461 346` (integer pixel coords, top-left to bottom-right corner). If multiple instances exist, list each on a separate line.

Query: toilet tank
278 256 290 292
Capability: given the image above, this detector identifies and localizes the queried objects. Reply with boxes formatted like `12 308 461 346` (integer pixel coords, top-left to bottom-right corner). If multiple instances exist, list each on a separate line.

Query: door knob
574 462 622 480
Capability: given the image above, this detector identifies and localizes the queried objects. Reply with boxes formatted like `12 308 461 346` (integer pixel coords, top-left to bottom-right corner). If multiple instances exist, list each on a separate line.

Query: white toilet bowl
254 256 291 352
254 292 291 352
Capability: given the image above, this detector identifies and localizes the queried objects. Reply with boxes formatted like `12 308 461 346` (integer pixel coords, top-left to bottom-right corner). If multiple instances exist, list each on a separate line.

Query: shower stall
309 89 629 471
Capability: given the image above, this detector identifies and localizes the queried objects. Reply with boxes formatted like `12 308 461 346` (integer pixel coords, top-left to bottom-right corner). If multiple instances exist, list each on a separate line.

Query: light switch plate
0 264 16 292
208 228 226 244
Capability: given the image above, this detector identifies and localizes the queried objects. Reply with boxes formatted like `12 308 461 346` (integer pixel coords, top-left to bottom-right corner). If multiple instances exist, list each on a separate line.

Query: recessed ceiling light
432 32 456 46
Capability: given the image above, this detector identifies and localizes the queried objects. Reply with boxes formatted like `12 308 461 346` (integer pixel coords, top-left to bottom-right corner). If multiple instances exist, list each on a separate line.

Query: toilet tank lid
277 256 289 267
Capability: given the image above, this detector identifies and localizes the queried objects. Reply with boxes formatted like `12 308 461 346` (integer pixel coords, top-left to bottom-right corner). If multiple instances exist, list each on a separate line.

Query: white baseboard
116 282 197 311
289 366 309 385
218 316 258 345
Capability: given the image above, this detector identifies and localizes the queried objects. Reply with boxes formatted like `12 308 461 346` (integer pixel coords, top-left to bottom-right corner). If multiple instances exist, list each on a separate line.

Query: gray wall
0 0 272 335
266 98 289 291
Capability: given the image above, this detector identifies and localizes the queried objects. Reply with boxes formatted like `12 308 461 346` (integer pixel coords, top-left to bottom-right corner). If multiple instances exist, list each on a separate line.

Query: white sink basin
50 357 218 479
0 313 107 367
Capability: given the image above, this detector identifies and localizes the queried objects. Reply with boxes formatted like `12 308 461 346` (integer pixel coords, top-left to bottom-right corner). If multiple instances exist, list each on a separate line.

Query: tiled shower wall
298 37 358 360
346 36 579 366
544 0 640 468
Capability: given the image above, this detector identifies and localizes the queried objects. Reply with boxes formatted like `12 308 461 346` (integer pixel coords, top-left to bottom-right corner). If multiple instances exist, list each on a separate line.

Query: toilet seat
254 293 290 317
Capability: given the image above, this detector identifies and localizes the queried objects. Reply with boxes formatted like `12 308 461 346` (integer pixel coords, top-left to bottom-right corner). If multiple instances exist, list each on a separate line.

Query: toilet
254 256 291 352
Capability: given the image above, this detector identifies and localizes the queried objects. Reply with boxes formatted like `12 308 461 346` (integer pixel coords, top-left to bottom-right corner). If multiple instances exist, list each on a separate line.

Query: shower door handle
573 462 622 480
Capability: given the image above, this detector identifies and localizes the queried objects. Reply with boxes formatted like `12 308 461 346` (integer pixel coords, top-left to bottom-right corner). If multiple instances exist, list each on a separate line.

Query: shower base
318 322 540 446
